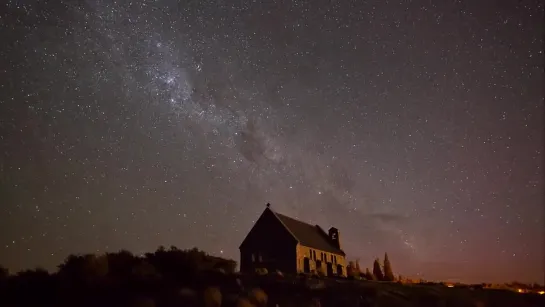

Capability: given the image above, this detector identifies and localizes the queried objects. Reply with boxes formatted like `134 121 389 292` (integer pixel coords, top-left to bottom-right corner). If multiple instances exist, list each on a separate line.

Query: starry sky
1 0 543 284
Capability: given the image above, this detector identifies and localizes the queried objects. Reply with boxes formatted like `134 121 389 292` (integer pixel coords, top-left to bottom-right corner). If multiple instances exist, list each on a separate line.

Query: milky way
1 0 543 283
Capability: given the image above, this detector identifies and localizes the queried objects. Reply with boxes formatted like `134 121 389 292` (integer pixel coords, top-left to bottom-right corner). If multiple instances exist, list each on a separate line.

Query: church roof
271 209 345 256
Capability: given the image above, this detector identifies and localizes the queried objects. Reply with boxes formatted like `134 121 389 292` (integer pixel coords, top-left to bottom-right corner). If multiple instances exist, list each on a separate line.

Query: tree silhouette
0 246 239 306
383 252 395 281
364 268 376 281
373 258 384 281
0 265 8 279
11 267 55 303
355 259 361 276
106 249 140 283
347 261 356 278
132 260 161 282
143 246 237 284
58 254 109 285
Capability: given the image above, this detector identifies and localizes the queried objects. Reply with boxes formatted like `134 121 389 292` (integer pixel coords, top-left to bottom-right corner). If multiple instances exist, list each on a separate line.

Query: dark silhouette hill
0 246 543 307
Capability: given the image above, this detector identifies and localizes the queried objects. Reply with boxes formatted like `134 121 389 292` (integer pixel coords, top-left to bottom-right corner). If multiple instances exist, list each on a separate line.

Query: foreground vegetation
0 246 543 307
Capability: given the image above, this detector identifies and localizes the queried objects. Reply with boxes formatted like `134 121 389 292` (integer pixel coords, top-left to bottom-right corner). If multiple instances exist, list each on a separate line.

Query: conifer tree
372 258 384 281
0 265 8 279
347 261 359 278
383 252 395 281
365 267 376 280
355 260 361 275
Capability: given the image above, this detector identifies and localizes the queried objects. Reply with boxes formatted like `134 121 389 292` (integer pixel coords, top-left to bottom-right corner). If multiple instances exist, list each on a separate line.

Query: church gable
239 206 297 250
240 204 345 256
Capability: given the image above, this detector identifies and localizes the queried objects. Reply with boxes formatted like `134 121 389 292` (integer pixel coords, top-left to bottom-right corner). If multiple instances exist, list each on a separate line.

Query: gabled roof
271 209 345 256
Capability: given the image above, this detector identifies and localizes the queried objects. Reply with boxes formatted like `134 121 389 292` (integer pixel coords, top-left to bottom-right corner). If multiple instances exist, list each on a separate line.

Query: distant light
538 291 544 295
517 289 523 293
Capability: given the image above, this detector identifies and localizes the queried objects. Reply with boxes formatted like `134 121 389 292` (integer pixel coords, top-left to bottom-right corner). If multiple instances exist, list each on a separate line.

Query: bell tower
328 227 341 249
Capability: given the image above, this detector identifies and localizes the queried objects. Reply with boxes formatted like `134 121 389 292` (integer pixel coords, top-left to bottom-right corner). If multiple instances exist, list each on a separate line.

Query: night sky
1 0 543 284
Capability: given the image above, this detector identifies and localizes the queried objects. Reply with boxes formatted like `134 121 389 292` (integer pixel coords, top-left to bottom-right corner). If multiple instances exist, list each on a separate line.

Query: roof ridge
267 208 301 243
315 224 337 245
315 224 329 236
270 208 345 255
275 212 318 228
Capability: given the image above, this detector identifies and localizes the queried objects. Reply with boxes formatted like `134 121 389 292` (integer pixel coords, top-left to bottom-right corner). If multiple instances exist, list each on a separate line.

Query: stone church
239 203 347 277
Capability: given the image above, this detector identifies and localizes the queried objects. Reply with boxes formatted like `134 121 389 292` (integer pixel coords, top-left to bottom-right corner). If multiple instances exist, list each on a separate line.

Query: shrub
203 286 222 307
57 254 108 284
254 268 268 276
364 268 376 281
236 297 256 307
0 266 8 279
249 288 267 306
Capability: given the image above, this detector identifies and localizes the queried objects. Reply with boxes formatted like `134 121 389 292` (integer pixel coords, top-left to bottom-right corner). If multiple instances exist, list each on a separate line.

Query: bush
0 266 8 279
236 297 256 307
364 268 376 281
203 286 222 307
57 254 108 284
249 288 267 306
255 268 268 276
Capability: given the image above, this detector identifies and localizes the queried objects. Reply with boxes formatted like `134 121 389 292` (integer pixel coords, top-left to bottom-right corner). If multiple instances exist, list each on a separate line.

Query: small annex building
239 203 347 277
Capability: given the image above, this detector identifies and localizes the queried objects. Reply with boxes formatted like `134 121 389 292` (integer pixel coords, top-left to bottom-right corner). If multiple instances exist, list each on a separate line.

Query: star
0 0 542 285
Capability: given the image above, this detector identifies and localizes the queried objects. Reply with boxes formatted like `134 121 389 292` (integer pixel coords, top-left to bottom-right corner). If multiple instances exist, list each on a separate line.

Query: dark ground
3 271 544 307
